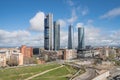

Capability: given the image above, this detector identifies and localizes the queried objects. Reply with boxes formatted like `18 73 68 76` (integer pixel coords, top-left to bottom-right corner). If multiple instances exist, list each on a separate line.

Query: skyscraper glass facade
78 27 85 50
44 13 53 50
68 25 74 49
54 21 60 50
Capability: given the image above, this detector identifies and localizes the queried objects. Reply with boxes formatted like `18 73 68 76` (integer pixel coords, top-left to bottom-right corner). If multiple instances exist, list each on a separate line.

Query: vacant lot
0 63 60 80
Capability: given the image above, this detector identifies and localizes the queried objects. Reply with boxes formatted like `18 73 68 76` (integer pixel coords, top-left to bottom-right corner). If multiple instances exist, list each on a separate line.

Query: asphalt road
73 68 96 80
108 66 120 80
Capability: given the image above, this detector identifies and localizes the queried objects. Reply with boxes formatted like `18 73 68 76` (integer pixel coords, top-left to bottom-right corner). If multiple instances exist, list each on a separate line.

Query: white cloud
0 30 31 46
60 31 68 47
0 29 45 47
67 9 77 24
26 33 44 47
100 7 120 19
29 11 45 32
87 19 93 24
81 7 89 16
67 0 74 6
83 24 120 46
76 23 84 28
58 19 66 27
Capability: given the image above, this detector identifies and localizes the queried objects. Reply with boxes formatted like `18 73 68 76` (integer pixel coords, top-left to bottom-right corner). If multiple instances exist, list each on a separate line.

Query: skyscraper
78 27 85 50
68 25 74 49
44 13 53 50
53 21 60 50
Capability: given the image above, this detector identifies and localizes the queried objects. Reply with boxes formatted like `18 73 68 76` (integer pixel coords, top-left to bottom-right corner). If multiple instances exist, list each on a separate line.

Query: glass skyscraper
54 21 60 50
44 13 53 50
68 25 74 49
78 27 85 50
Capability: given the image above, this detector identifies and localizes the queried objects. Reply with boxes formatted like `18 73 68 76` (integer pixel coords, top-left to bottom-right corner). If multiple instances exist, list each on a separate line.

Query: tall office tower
54 21 60 50
78 27 85 50
44 13 53 50
68 25 74 49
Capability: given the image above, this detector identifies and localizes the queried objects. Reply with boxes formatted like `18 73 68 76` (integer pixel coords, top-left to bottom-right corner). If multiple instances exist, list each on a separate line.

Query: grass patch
32 65 78 80
0 63 60 80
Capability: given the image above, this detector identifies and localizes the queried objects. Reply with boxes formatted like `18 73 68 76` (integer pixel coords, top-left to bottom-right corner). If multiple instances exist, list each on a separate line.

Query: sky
0 0 120 47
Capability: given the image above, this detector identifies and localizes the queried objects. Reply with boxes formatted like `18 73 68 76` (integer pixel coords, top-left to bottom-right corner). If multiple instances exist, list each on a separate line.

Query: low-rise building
40 49 77 61
63 49 77 60
0 52 6 67
78 49 93 58
10 53 23 65
98 47 117 60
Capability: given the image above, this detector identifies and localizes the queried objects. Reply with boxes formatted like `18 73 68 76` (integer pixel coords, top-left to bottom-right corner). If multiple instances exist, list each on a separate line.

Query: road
73 68 96 80
108 66 120 80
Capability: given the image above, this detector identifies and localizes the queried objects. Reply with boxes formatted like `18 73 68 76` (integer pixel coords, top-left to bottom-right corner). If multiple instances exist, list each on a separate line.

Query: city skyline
0 0 120 47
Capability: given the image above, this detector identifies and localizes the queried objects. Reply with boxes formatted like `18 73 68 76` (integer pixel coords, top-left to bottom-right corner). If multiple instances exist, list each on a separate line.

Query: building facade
68 25 74 49
20 45 33 58
54 21 60 50
0 53 6 67
63 49 77 60
11 53 23 65
78 27 85 50
44 13 53 50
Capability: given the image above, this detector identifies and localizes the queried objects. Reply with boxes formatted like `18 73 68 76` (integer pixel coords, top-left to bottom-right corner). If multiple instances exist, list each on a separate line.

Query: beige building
63 49 77 60
0 53 6 67
10 53 23 65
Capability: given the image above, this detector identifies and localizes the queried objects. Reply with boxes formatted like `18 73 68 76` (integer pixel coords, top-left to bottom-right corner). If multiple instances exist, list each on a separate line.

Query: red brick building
20 45 33 58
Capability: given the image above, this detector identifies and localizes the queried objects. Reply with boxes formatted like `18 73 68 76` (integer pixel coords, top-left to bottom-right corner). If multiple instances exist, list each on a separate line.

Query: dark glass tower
54 21 60 50
44 13 53 50
68 25 74 49
78 27 85 50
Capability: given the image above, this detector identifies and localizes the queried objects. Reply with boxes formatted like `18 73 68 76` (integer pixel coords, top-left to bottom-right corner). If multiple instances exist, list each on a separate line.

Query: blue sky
0 0 120 47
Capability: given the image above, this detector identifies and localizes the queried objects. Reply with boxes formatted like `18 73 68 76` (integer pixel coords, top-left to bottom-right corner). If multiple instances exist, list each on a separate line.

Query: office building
54 21 60 50
68 25 74 49
44 13 53 50
78 27 85 50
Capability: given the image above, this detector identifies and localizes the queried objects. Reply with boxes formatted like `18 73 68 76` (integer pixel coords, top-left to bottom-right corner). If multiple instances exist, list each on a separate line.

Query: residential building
10 53 23 65
0 53 6 67
20 45 33 58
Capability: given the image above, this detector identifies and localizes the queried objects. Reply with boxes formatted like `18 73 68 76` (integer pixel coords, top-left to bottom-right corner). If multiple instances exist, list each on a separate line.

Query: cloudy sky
0 0 120 47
